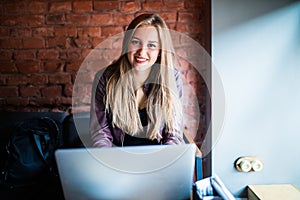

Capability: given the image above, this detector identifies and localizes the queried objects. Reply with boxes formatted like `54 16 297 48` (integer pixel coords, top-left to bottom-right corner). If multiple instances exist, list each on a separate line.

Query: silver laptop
55 144 196 200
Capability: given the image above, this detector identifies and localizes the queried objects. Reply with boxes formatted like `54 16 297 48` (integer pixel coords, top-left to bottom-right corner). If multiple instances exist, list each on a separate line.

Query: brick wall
0 0 210 142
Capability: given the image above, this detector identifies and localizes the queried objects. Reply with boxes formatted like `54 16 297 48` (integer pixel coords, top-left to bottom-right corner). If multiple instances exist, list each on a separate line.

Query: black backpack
0 117 62 190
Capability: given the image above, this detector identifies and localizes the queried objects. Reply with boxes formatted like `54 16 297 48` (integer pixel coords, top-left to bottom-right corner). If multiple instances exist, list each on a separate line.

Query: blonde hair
106 14 182 140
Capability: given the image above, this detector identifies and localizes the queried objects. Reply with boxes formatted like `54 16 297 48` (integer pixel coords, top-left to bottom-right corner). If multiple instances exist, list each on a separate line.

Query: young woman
90 13 184 147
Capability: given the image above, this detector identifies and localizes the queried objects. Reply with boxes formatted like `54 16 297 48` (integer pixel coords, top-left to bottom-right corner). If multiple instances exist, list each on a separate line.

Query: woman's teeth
135 57 147 63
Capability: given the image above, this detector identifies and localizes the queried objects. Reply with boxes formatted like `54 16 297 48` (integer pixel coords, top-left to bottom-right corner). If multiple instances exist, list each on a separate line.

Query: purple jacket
90 63 184 147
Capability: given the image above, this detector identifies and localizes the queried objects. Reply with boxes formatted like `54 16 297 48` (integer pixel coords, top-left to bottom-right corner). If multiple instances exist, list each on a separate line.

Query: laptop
55 144 196 200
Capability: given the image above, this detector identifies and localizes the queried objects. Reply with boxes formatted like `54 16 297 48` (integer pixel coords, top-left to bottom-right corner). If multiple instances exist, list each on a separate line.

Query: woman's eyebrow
132 37 158 43
149 41 159 43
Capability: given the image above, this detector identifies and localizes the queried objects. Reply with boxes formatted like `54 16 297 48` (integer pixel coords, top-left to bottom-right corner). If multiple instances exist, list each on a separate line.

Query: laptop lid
55 144 196 200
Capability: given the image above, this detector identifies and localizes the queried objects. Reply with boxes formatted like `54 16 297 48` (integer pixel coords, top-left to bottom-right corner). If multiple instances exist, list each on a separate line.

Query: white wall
212 0 300 197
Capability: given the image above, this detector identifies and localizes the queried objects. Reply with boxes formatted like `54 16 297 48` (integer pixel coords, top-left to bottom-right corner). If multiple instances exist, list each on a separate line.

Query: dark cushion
0 112 68 167
62 112 92 148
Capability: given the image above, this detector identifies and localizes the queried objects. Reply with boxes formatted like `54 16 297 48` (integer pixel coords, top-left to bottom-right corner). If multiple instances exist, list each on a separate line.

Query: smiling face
127 25 161 71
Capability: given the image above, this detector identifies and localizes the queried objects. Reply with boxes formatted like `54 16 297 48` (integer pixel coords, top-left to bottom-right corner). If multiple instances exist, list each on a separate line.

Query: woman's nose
136 46 148 54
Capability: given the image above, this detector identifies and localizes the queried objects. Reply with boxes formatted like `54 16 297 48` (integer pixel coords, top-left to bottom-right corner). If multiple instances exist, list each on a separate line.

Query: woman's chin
133 64 152 71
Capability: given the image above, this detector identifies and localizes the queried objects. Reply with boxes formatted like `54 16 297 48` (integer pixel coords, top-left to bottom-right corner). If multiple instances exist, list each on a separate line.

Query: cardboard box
248 184 300 200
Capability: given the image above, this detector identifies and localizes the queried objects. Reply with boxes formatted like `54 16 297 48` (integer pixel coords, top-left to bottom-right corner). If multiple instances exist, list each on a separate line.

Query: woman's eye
148 43 157 49
131 40 140 45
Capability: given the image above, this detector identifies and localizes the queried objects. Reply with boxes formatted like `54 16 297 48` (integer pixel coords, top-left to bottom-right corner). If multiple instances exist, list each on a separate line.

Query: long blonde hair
106 14 182 140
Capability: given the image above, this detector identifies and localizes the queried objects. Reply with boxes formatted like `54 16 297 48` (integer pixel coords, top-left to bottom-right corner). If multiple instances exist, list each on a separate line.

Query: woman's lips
135 56 148 64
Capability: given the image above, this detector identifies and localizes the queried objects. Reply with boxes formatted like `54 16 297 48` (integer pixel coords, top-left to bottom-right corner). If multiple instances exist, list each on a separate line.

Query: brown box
248 184 300 200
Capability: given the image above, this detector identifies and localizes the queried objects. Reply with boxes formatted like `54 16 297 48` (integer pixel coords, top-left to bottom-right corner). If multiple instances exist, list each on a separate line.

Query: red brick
184 0 204 10
71 73 76 83
0 27 9 37
48 73 71 84
6 73 48 86
54 27 77 37
23 38 44 49
58 97 72 105
0 86 18 97
58 49 80 60
26 74 48 85
120 1 140 13
20 86 41 97
32 27 54 37
0 51 13 61
6 75 28 85
101 26 124 37
6 98 29 106
66 49 82 60
112 13 134 26
38 49 59 60
46 14 65 25
14 50 36 60
25 15 44 26
1 15 29 26
28 1 47 13
189 23 205 35
66 61 81 72
94 1 119 11
30 97 55 106
142 1 164 11
73 1 92 12
167 22 176 30
163 0 184 9
0 75 6 85
78 27 101 38
91 38 107 48
16 61 41 73
159 12 177 23
65 37 77 48
46 37 66 48
178 12 200 22
0 39 22 49
90 13 112 25
64 84 73 96
49 2 72 12
10 28 32 37
59 50 68 60
0 62 17 73
43 61 65 72
0 16 15 26
66 14 89 25
74 38 92 48
41 86 62 97
3 2 26 14
175 23 189 33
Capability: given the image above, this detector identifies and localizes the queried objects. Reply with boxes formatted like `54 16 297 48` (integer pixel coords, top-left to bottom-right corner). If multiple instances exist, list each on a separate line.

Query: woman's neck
133 67 151 89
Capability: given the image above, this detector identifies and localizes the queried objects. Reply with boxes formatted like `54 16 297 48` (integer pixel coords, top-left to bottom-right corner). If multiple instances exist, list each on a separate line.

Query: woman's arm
90 69 114 147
